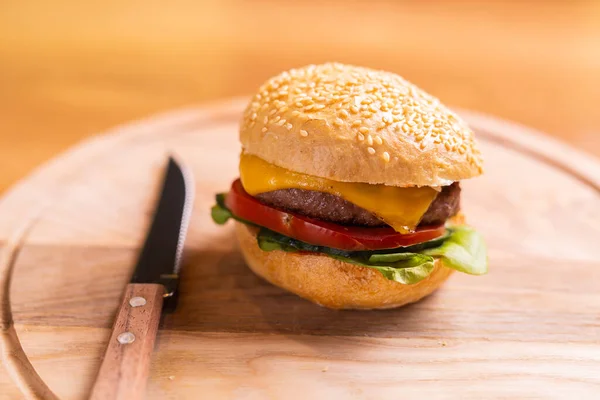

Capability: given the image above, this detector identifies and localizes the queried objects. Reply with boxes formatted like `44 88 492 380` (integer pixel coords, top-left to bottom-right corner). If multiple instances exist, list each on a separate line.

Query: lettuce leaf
211 194 232 224
367 260 435 284
257 229 435 284
256 226 488 282
423 225 488 275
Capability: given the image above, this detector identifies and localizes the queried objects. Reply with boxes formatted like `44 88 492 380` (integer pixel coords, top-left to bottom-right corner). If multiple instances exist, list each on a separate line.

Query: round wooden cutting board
1 98 600 399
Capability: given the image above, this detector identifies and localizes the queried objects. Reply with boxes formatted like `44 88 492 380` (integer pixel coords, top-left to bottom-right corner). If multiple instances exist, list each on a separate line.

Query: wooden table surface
1 0 599 193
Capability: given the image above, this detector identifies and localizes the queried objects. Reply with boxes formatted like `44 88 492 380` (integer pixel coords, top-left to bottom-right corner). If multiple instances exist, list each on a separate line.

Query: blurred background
1 0 599 193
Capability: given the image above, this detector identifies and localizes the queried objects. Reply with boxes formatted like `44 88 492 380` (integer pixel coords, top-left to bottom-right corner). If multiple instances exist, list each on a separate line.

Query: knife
89 157 194 400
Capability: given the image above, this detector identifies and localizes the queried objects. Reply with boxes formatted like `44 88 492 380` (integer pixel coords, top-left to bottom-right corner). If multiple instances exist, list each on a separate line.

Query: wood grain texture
0 1 599 194
0 212 59 400
0 99 600 399
89 284 164 400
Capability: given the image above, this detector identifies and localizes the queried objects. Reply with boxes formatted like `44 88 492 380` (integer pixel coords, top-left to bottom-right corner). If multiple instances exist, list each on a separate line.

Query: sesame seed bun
241 63 483 187
234 214 465 310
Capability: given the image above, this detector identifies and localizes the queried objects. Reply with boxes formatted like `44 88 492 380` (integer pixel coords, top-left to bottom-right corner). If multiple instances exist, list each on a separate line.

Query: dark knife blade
130 156 194 313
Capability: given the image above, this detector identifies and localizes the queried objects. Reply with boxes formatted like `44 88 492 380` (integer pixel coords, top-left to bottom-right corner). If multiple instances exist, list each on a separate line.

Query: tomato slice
225 179 445 251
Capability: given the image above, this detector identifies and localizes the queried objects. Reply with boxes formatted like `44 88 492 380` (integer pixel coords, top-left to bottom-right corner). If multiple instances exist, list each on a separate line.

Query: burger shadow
163 244 448 341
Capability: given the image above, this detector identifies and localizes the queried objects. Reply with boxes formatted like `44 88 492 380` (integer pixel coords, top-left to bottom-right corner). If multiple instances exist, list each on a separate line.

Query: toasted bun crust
241 63 483 187
234 214 464 309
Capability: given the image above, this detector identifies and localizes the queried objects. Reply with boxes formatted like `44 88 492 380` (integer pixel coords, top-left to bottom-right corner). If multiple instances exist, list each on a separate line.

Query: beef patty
256 182 460 227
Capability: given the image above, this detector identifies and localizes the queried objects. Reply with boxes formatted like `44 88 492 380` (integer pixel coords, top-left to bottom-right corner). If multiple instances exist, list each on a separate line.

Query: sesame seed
314 104 326 110
300 130 309 137
286 123 293 130
374 136 383 145
358 133 365 141
339 109 350 119
261 127 268 133
359 127 369 134
382 152 390 162
273 116 281 123
350 105 359 114
352 120 362 127
334 118 344 126
367 147 376 155
263 116 268 124
277 119 286 126
367 135 374 145
269 109 277 116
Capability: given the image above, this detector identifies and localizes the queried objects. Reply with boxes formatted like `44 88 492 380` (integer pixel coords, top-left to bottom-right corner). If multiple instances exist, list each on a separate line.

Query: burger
212 63 487 309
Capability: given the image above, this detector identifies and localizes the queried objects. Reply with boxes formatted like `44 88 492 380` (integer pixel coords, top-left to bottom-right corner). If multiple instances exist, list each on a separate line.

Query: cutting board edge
1 98 600 398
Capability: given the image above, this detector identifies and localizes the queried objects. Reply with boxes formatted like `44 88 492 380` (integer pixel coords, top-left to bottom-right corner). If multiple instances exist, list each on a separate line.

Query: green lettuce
423 225 487 275
211 193 488 284
256 229 435 284
211 194 232 224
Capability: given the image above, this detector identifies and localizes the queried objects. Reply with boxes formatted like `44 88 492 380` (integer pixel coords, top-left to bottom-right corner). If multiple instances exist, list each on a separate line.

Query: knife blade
131 156 194 312
90 156 194 400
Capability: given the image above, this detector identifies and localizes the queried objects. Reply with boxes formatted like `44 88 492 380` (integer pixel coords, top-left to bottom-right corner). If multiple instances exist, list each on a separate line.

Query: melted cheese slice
239 154 438 233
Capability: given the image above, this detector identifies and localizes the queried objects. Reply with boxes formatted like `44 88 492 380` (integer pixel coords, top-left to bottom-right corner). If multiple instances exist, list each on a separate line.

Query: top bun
240 63 483 187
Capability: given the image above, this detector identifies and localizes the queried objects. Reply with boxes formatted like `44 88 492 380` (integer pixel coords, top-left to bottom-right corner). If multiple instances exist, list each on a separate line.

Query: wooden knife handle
89 283 164 400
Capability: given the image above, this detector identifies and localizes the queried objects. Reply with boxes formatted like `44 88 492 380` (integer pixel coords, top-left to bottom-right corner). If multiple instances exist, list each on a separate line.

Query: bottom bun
234 214 464 310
